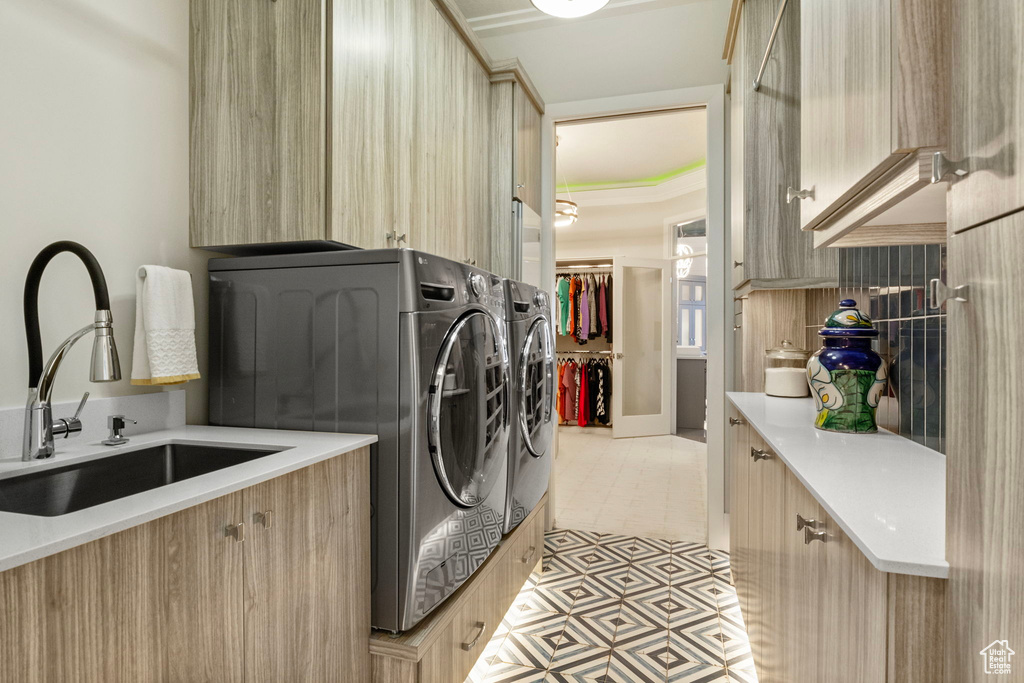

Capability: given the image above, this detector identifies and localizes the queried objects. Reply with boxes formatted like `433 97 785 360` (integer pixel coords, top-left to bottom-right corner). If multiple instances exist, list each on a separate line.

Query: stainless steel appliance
501 279 554 533
208 249 510 632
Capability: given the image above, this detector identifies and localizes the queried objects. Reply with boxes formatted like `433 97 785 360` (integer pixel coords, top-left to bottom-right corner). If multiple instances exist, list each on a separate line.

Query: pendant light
555 199 579 228
531 0 610 19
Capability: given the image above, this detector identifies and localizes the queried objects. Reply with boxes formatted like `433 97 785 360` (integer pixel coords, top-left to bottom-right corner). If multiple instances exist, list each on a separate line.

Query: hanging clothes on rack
556 354 612 426
555 270 614 345
557 277 570 335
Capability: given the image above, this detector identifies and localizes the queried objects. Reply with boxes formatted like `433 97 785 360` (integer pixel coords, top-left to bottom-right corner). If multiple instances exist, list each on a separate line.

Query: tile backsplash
804 245 947 453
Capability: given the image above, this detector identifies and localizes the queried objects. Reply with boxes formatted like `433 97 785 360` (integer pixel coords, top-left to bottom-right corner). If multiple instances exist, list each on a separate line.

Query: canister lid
819 299 878 338
765 339 810 360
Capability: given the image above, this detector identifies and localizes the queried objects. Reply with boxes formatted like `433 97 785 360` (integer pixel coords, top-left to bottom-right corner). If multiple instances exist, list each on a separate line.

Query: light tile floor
465 529 756 683
555 428 707 543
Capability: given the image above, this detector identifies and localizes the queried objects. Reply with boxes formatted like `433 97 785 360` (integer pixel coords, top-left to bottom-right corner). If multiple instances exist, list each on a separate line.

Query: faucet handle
73 392 90 420
52 392 90 440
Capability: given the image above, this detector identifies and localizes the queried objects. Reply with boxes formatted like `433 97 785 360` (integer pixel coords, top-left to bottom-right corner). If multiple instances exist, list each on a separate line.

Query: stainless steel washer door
518 317 554 457
428 310 509 508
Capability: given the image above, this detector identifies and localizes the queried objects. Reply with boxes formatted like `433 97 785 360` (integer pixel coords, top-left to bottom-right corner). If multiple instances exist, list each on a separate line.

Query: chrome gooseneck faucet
23 241 121 461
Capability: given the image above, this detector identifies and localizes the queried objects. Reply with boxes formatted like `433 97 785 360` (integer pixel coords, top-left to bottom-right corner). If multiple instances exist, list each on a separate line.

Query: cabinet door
0 492 245 683
514 85 542 215
727 416 750 613
243 453 371 682
947 1 1024 233
819 511 886 683
946 214 1024 681
328 0 403 250
800 0 895 231
190 0 327 248
782 469 824 683
751 436 786 683
742 433 763 672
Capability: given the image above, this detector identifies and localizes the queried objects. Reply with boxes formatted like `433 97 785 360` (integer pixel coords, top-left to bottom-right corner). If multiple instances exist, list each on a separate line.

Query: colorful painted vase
806 299 888 434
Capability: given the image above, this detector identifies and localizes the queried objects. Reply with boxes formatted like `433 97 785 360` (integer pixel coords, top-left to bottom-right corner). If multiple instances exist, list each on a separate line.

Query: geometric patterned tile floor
465 529 758 683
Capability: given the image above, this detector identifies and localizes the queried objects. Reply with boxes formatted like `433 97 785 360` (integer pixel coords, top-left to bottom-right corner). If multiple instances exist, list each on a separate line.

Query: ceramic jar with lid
806 299 888 433
764 340 810 397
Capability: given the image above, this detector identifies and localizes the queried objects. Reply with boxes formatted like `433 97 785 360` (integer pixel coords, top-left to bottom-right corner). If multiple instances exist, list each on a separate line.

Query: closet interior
555 258 614 427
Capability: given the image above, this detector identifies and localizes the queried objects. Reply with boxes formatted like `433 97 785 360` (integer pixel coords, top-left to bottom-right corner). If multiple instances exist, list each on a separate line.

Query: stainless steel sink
0 443 284 517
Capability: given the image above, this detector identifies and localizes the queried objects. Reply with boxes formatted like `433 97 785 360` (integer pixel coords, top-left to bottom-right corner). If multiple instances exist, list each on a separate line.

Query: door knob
226 522 245 543
804 526 828 544
929 278 969 310
931 151 970 184
796 514 819 531
786 187 814 203
255 510 273 530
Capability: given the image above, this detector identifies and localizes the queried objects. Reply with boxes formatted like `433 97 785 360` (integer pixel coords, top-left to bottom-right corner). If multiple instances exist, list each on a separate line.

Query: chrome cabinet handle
929 278 970 310
804 526 827 545
931 151 970 184
226 522 245 543
786 187 814 203
750 447 772 462
796 514 819 531
460 621 487 651
256 510 273 530
729 417 746 426
521 546 537 564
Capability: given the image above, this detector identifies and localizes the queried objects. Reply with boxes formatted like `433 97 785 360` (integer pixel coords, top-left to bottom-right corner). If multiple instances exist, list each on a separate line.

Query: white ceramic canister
764 340 810 398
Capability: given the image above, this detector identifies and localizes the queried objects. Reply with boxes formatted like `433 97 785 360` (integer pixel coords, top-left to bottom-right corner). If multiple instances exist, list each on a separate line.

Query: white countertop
0 425 376 573
727 392 947 579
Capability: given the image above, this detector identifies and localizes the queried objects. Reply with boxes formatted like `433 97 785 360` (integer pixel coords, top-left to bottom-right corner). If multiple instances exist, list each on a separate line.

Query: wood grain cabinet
729 435 945 682
736 0 836 283
945 213 1024 682
190 0 493 266
490 75 543 279
370 496 546 683
944 1 1024 233
0 450 370 683
798 0 951 247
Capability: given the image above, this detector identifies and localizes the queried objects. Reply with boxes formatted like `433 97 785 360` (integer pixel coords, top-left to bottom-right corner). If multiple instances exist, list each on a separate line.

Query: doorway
550 107 712 544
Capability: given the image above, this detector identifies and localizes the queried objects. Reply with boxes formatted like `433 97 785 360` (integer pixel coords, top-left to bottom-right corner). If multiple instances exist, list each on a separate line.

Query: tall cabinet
490 68 543 279
944 7 1024 679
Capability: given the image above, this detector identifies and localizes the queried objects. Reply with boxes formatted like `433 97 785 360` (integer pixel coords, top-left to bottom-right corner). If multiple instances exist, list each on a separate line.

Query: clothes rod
752 0 789 92
557 350 613 355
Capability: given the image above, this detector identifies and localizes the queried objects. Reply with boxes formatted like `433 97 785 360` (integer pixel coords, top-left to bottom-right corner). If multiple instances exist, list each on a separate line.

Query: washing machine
208 249 510 633
501 279 555 534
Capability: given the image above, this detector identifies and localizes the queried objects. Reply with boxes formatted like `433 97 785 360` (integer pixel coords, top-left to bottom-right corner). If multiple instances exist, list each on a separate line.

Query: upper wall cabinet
798 0 950 248
738 0 836 284
943 1 1024 234
190 0 493 264
489 66 544 279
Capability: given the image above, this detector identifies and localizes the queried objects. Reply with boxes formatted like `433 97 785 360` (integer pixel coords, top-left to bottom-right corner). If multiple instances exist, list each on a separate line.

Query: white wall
0 0 211 424
482 1 730 104
555 189 706 265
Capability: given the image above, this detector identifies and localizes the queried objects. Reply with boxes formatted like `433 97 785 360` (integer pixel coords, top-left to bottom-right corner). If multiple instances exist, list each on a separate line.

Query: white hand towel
130 266 201 385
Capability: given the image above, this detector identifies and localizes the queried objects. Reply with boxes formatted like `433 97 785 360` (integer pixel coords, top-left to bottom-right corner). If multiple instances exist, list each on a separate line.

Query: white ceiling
556 109 706 188
459 0 731 104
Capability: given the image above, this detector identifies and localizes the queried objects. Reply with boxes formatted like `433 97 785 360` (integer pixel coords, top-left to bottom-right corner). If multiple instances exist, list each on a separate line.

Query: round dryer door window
428 310 509 508
518 317 554 457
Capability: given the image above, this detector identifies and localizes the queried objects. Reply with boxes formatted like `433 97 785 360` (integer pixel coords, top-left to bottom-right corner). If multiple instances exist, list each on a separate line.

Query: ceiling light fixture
531 0 611 19
555 199 579 228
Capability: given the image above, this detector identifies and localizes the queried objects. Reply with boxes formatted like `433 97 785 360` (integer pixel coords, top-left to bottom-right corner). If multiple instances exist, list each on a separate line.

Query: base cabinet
0 449 370 683
370 496 546 683
729 428 944 683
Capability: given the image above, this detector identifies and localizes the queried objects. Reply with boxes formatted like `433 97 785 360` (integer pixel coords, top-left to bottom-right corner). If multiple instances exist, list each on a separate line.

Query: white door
612 257 674 438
